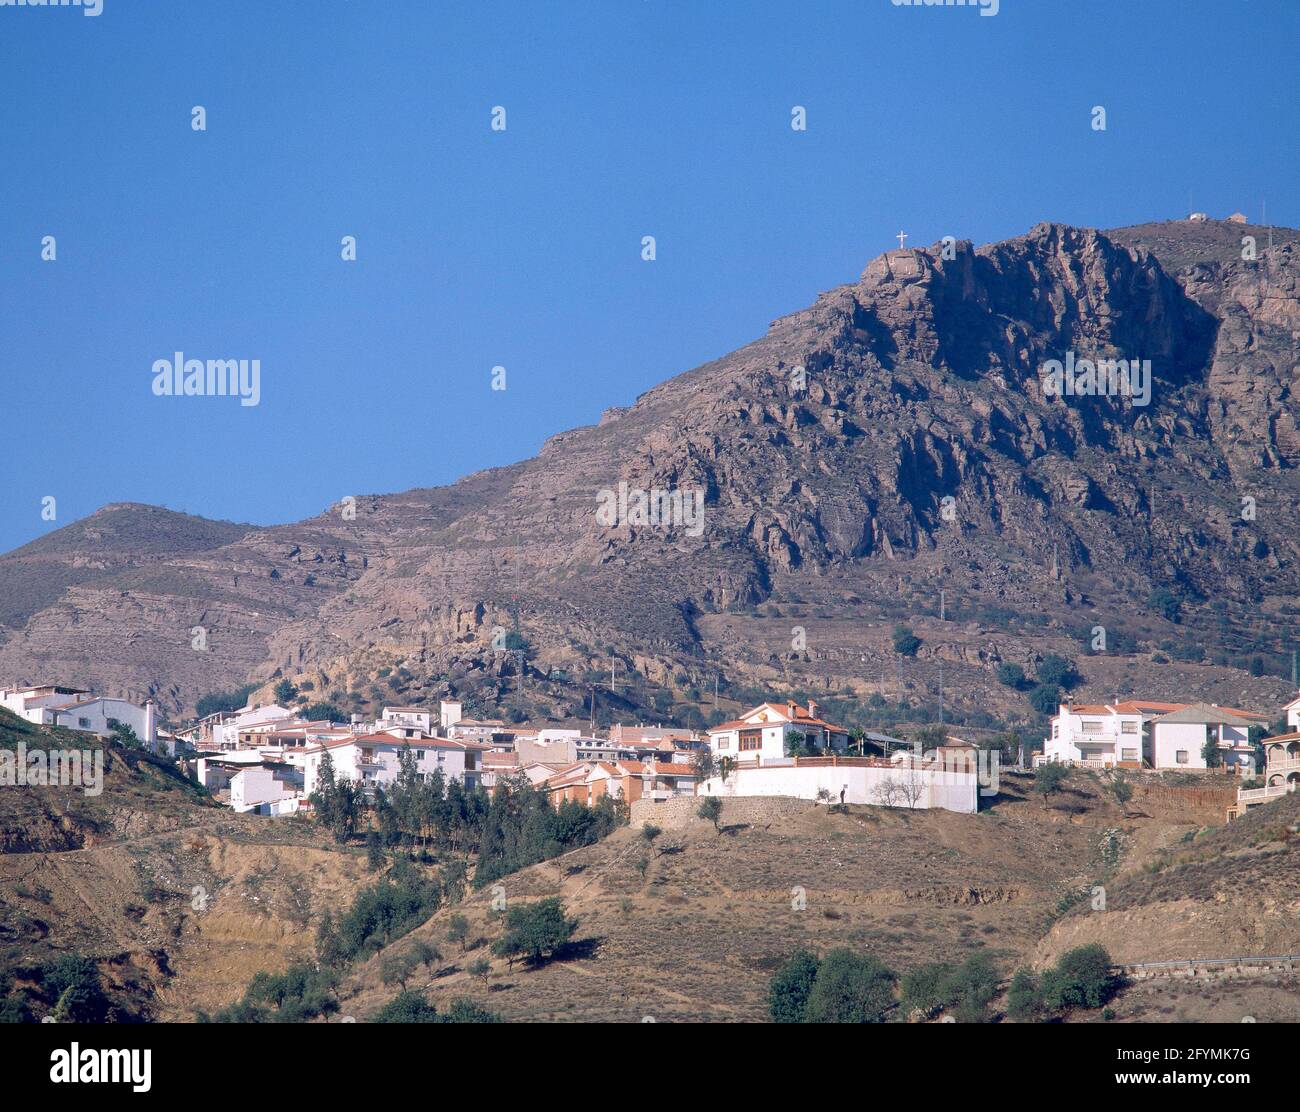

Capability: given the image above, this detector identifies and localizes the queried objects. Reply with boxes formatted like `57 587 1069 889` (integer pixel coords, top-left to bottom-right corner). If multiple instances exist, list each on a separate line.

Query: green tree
1201 738 1222 768
1028 683 1062 717
1005 968 1041 1021
892 624 921 657
1036 654 1079 690
1039 945 1117 1011
43 955 110 1023
303 701 348 723
996 662 1026 688
1148 588 1182 623
274 679 299 704
691 747 717 782
942 953 999 1023
697 795 723 833
109 721 142 749
491 898 577 966
381 950 419 989
900 954 998 1022
309 751 362 843
373 989 439 1022
803 949 896 1024
1034 763 1069 798
447 913 471 953
768 950 820 1023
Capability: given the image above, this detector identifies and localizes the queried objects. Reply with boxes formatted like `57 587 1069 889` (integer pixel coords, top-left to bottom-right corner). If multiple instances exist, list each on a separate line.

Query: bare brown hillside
1037 790 1300 969
332 773 1255 1023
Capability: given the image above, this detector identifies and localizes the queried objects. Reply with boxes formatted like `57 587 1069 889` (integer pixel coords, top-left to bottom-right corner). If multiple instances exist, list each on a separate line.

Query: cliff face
1 219 1296 721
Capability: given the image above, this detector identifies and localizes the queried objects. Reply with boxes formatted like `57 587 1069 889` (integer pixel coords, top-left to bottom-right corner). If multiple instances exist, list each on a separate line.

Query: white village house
1149 704 1261 770
1230 732 1300 820
301 733 490 798
707 700 850 764
1042 699 1267 770
0 683 158 749
1284 694 1300 733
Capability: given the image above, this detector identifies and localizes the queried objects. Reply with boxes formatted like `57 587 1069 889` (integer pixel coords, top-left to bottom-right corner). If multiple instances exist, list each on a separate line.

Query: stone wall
629 793 811 831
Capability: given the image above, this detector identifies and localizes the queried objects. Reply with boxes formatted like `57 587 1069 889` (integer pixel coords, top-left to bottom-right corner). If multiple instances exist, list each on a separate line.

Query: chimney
144 699 157 745
807 699 818 719
786 701 797 719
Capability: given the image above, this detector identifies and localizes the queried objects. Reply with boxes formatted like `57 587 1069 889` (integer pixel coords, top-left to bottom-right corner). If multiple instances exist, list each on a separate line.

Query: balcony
1263 756 1300 776
1237 784 1290 804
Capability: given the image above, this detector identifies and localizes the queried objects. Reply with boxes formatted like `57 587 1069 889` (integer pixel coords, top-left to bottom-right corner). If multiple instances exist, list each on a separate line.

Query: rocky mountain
1 217 1297 727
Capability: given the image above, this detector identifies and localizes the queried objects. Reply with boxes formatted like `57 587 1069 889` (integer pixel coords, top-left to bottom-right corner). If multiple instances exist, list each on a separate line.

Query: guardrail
1118 954 1300 975
1236 784 1289 803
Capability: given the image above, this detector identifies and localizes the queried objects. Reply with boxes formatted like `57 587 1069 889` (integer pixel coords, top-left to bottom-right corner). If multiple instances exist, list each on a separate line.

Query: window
1121 722 1138 734
1080 721 1102 734
415 750 425 761
717 737 730 750
79 717 91 728
740 730 762 751
1176 750 1189 764
1122 748 1138 761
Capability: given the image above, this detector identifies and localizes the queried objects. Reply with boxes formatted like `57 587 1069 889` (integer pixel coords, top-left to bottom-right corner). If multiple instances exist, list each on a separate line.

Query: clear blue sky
1 0 1295 553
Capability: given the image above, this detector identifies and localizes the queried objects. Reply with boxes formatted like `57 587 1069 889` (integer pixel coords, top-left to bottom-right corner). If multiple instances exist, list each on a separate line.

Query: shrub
768 950 820 1024
1039 945 1118 1011
373 990 501 1024
1006 969 1040 1021
1036 654 1078 690
1028 683 1061 717
996 663 1026 688
42 955 110 1023
1148 588 1182 623
303 701 348 723
892 624 922 657
901 953 998 1022
803 949 895 1024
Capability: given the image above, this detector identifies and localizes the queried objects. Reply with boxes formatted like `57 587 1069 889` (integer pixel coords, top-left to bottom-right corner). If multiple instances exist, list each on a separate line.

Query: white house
301 733 489 797
707 700 849 764
229 764 302 814
1149 704 1260 770
1284 693 1300 733
210 704 296 750
439 699 462 732
380 706 433 736
1045 699 1267 769
1043 702 1153 767
1 684 158 748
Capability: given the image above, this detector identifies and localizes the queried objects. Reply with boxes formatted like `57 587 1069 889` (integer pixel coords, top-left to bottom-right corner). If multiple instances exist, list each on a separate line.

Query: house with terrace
707 700 849 764
1229 732 1300 820
1042 699 1267 769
